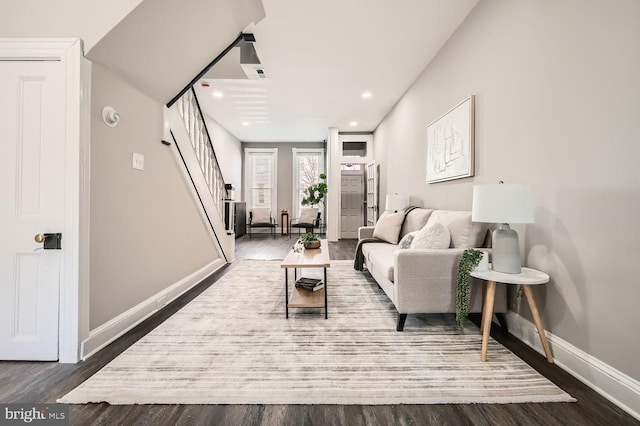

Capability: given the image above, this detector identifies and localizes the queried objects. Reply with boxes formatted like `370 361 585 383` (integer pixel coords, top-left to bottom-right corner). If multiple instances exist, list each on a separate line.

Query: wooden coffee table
280 239 331 318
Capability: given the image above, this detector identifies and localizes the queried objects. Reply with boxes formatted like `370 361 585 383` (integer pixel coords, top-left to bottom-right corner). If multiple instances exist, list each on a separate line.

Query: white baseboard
81 259 226 360
506 311 640 421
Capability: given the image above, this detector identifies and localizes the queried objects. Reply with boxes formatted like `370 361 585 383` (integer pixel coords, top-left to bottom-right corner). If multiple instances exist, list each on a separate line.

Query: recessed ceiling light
361 91 372 99
212 90 224 98
242 121 250 126
350 121 358 127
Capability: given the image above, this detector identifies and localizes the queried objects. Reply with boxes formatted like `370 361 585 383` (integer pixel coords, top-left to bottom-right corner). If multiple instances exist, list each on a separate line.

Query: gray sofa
357 207 507 331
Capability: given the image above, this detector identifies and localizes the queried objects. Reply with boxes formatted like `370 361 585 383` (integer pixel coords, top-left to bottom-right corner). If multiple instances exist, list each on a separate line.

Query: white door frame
0 38 91 363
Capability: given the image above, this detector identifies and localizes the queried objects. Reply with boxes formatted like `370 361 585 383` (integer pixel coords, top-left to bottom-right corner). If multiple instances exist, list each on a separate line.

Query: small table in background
471 265 553 363
281 210 289 235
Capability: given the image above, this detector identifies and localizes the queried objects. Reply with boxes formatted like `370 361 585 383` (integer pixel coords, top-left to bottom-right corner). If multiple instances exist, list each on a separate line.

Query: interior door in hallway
340 173 364 239
0 60 66 360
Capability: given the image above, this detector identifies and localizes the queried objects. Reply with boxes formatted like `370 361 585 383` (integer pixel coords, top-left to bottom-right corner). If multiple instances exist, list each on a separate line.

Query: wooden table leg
481 280 496 362
522 285 554 363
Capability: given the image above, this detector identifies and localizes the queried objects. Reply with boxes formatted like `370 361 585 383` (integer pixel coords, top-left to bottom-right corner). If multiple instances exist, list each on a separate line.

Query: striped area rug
59 260 574 405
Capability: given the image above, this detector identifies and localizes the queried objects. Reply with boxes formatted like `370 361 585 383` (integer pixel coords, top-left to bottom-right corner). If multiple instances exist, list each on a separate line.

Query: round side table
470 265 553 363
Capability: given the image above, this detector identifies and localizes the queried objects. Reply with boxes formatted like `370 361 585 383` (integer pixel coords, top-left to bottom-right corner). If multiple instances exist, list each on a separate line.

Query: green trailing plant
301 173 327 206
456 248 484 328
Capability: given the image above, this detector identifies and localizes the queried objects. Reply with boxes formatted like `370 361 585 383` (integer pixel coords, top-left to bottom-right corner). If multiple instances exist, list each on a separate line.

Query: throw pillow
398 231 417 249
427 210 488 248
410 221 451 249
299 207 318 224
373 211 405 244
251 208 271 224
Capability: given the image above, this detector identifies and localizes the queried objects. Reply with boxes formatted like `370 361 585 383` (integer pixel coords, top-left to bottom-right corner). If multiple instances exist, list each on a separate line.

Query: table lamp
385 194 408 213
472 183 533 274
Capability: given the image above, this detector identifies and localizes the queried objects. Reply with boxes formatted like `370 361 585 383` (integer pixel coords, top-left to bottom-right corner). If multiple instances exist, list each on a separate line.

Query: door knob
34 233 62 249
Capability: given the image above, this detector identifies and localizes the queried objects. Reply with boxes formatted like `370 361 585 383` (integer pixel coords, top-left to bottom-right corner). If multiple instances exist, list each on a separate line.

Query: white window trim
244 148 278 216
292 148 325 218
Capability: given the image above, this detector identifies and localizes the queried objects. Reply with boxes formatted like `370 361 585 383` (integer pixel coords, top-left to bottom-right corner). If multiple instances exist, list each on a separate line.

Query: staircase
166 88 235 262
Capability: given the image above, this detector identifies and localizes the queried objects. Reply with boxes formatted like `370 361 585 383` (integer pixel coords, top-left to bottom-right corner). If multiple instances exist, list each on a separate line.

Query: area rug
59 260 574 405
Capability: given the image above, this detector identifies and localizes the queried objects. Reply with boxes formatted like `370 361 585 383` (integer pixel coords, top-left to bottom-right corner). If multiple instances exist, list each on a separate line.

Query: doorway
340 166 365 239
0 39 88 363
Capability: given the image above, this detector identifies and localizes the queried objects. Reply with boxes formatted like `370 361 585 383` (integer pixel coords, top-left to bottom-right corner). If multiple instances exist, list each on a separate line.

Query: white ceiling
195 0 479 143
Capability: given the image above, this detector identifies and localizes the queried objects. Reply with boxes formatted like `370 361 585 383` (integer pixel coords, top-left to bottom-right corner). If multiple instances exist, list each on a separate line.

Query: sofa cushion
361 241 397 261
427 210 488 248
398 231 417 249
373 211 405 244
400 208 434 237
368 249 395 283
410 221 450 249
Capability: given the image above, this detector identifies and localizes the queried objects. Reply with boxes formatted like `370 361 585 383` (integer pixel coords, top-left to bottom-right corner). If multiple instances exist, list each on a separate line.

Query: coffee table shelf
280 239 330 318
288 287 325 308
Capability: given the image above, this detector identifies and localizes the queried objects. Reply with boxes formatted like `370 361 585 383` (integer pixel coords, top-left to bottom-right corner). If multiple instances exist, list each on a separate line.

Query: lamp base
492 224 522 274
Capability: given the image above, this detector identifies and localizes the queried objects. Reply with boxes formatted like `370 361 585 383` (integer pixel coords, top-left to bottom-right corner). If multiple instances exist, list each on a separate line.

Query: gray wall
203 115 243 193
242 142 325 216
374 0 640 380
90 64 219 329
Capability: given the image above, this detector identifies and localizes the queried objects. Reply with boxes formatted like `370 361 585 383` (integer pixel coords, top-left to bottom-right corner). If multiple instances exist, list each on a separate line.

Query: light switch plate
132 152 144 171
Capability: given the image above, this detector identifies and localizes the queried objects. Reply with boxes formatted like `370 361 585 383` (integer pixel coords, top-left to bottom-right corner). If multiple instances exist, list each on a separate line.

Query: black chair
290 209 322 238
248 208 276 239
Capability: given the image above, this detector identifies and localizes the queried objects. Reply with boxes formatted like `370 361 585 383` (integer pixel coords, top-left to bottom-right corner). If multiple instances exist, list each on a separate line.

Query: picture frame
426 95 475 183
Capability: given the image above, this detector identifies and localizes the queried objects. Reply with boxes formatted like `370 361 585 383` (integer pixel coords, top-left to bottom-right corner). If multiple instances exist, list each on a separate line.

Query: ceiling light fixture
242 121 250 126
361 91 372 99
350 121 358 127
212 90 224 98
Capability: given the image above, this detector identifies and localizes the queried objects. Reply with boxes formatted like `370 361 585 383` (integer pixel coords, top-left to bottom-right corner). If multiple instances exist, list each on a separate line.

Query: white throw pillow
252 208 271 223
299 207 318 224
398 231 417 249
410 221 451 249
373 211 405 244
427 210 487 248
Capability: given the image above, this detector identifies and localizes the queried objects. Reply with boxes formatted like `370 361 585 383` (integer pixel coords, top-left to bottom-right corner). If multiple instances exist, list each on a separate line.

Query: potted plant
301 173 327 207
299 232 320 249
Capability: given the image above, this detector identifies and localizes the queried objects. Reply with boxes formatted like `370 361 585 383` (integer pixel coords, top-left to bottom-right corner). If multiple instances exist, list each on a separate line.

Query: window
341 163 361 171
340 134 372 163
244 148 277 214
292 148 325 217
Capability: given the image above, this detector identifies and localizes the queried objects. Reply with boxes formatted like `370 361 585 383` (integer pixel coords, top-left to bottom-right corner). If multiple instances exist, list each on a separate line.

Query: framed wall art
426 95 475 183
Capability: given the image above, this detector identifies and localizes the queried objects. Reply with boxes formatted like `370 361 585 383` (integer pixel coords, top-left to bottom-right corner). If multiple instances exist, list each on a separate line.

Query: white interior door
366 161 378 226
0 60 66 360
340 173 364 239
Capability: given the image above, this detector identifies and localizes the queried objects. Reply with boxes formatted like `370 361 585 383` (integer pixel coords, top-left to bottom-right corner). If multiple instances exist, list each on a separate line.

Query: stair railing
176 88 226 220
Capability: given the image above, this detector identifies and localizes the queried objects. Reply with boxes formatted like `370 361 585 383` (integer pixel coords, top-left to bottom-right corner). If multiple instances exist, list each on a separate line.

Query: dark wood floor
1 235 637 425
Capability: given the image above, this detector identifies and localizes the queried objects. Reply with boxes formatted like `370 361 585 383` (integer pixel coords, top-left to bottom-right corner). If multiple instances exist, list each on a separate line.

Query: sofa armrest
358 226 375 240
393 248 497 314
393 248 467 313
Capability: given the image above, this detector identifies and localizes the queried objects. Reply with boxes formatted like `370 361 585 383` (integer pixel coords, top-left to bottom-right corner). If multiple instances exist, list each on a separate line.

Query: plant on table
456 248 484 328
298 232 318 242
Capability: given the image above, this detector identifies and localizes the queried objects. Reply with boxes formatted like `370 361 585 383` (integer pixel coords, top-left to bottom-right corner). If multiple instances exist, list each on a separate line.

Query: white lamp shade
472 184 533 224
385 194 408 212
